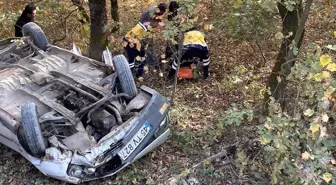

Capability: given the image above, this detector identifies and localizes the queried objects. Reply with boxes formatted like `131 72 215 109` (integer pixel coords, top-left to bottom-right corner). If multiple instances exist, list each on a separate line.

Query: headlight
155 116 169 137
160 116 168 127
85 167 96 175
68 165 83 178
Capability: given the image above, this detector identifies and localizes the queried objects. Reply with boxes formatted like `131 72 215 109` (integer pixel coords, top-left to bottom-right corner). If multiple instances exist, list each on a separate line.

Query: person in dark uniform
167 30 210 80
139 3 167 28
168 1 179 21
15 3 37 37
123 3 167 78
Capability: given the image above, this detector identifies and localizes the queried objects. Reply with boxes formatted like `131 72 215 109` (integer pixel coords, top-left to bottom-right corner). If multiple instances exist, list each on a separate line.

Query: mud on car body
0 22 170 184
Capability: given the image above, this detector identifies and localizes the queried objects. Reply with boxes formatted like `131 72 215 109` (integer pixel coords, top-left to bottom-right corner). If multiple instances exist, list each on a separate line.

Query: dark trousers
124 43 146 77
168 47 210 79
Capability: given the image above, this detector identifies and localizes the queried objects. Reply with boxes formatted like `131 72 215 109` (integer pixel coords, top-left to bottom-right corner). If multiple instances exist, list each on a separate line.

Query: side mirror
102 47 114 70
71 42 82 56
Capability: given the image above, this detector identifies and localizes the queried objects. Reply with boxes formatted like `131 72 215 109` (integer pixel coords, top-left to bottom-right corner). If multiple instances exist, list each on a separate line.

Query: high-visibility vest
183 31 208 49
124 22 148 51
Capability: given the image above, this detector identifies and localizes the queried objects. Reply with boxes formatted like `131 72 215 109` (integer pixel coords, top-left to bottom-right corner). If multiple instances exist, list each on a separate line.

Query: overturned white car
0 22 170 184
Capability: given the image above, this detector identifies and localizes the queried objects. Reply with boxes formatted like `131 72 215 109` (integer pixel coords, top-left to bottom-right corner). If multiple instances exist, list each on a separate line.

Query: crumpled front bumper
29 127 171 184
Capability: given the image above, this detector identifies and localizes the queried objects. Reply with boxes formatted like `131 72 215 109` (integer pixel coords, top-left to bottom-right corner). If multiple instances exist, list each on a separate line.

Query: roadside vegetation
0 0 336 184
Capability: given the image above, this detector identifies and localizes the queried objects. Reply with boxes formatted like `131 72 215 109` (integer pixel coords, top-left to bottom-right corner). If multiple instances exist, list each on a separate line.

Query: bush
230 44 336 184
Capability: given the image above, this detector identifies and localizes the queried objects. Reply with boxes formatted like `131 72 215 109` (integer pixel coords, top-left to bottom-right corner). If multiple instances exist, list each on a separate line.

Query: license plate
118 122 151 160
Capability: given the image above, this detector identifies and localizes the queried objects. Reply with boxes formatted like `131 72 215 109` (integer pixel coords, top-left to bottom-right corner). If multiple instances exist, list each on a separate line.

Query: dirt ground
0 0 335 184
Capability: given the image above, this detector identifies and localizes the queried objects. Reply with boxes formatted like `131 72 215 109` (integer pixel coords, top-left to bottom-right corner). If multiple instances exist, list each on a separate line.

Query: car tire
22 22 49 51
21 102 46 157
17 125 33 156
112 55 137 98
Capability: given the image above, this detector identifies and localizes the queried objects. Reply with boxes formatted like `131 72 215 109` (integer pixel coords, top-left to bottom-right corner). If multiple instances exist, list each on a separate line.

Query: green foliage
220 106 253 127
0 12 19 38
162 0 199 43
215 0 304 43
216 0 277 42
231 44 336 184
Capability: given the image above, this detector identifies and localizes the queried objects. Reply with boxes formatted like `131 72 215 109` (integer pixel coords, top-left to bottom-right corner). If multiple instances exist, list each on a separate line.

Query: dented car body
0 23 170 184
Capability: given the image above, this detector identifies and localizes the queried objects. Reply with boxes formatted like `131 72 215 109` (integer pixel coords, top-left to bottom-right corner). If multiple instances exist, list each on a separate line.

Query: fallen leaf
322 114 329 122
314 73 323 82
233 0 243 9
302 151 310 160
304 109 314 117
159 72 163 77
320 126 327 138
275 32 284 40
169 178 178 185
307 73 313 79
138 77 144 82
322 173 332 183
327 63 336 71
310 122 319 135
264 123 271 129
331 159 336 164
260 134 272 145
322 71 331 78
320 54 332 67
203 24 214 31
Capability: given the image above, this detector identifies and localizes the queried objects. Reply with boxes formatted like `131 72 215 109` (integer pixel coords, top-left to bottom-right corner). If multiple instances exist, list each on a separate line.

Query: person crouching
167 30 210 80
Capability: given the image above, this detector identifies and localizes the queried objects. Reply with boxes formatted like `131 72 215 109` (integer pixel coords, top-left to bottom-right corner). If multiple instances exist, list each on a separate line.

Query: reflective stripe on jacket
183 31 208 50
124 22 148 51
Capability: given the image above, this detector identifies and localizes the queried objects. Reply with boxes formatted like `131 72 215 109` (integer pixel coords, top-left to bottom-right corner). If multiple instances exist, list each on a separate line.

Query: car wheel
21 102 46 157
112 55 137 98
17 125 33 156
22 22 49 51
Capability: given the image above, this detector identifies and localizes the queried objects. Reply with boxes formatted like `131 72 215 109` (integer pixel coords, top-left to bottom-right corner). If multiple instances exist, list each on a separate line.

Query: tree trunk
110 0 119 22
264 1 307 109
110 0 120 33
88 0 108 61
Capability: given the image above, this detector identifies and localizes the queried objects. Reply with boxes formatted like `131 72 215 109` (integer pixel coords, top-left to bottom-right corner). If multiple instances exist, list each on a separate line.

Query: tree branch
192 141 239 169
71 0 90 24
52 8 78 44
255 41 268 67
192 150 232 169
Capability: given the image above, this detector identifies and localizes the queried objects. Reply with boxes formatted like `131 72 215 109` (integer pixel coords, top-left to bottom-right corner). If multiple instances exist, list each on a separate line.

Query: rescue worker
168 1 179 21
140 3 167 28
123 3 167 78
15 3 37 37
167 30 210 80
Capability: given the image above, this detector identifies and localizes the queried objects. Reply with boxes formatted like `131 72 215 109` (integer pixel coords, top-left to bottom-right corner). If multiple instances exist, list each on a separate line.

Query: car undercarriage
0 23 170 184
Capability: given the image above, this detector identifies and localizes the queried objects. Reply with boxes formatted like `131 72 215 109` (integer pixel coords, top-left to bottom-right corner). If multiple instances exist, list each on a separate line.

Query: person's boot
130 67 136 76
203 66 209 80
167 68 176 80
